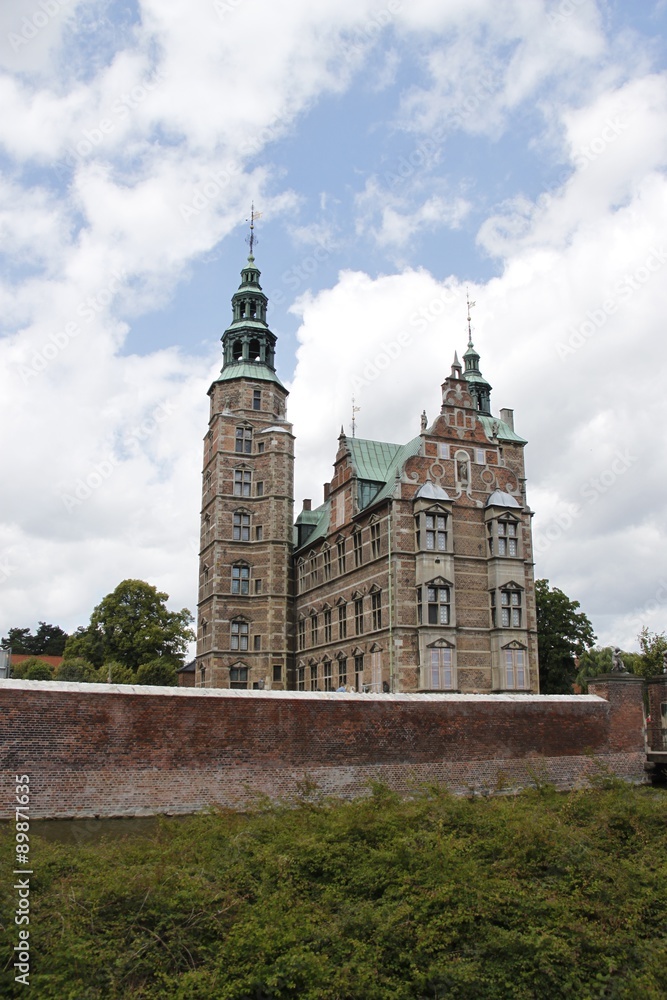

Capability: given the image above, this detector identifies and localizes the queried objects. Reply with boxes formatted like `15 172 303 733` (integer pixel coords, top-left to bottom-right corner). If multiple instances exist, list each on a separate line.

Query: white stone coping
0 679 605 703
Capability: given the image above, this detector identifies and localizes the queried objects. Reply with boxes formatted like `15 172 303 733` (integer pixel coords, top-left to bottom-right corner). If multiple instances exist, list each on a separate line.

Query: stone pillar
646 676 667 751
587 674 645 753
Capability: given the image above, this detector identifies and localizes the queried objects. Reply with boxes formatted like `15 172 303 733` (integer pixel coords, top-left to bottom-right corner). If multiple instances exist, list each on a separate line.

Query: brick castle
196 249 538 693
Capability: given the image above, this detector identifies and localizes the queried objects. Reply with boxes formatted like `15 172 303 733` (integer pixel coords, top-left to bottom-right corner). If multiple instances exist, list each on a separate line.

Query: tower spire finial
245 203 262 259
466 287 476 347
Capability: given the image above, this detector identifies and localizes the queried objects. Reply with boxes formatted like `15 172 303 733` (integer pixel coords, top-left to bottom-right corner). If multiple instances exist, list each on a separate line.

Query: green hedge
1 783 666 998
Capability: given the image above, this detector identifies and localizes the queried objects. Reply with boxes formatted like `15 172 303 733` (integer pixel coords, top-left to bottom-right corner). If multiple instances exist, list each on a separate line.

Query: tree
63 580 194 674
136 658 178 686
11 656 55 680
56 658 97 683
1 623 68 655
575 646 643 692
535 579 596 694
634 627 667 680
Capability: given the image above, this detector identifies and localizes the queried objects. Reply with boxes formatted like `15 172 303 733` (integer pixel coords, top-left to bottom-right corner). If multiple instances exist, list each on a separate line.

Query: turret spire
461 291 492 414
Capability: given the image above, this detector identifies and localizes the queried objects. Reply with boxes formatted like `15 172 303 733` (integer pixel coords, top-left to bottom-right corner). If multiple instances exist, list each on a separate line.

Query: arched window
232 339 243 361
249 338 261 361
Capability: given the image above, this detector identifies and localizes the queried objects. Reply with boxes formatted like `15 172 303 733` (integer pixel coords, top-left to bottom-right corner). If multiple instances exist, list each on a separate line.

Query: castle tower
196 241 295 689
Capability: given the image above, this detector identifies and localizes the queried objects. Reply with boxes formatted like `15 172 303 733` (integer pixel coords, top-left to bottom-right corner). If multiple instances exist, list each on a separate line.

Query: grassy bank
1 782 666 998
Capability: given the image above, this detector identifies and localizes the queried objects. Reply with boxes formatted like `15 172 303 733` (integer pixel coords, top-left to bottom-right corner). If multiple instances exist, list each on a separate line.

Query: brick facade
197 258 537 693
0 678 647 819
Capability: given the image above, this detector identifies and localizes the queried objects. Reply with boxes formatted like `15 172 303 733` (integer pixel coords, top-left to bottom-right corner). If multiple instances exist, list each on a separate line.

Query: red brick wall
0 678 647 819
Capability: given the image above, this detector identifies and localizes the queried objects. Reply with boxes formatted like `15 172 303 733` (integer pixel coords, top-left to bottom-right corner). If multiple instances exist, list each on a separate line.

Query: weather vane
245 202 262 256
466 287 476 345
351 396 361 438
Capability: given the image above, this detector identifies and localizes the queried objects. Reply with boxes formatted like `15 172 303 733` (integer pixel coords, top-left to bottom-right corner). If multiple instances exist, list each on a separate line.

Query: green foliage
536 579 596 693
1 622 68 655
136 658 178 686
11 656 55 680
635 627 667 680
56 657 98 682
94 661 136 684
63 579 194 673
1 785 666 998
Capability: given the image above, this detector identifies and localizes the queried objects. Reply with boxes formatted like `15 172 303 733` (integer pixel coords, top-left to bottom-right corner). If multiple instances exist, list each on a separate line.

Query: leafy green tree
1 623 68 655
634 627 667 680
575 646 643 691
12 656 55 680
536 579 596 693
56 658 97 683
64 580 194 674
136 658 178 686
94 661 136 684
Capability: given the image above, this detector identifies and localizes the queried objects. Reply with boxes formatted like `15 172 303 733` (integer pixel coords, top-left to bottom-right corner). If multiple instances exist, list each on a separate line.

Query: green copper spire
462 291 492 414
215 209 284 387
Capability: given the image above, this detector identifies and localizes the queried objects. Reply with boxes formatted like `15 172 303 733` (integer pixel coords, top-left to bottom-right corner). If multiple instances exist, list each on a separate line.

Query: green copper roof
478 414 527 444
347 437 404 481
294 501 330 549
213 360 285 388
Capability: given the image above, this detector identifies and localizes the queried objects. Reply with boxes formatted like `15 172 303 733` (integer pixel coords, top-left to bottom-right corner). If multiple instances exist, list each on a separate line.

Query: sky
1 0 667 654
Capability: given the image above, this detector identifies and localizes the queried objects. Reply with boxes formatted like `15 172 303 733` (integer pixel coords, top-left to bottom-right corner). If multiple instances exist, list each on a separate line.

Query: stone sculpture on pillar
611 647 628 674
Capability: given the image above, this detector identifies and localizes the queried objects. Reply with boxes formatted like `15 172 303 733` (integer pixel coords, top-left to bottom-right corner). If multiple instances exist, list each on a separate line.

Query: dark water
2 814 190 845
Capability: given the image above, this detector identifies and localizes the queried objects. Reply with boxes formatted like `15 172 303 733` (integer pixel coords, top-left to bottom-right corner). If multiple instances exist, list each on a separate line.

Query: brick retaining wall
0 676 647 819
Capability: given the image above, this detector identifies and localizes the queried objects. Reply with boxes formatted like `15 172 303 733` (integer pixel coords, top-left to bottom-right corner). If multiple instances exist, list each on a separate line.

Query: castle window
255 525 263 541
229 664 248 689
232 563 250 595
273 664 282 683
418 585 450 625
439 444 450 460
338 602 347 639
429 646 453 690
249 338 261 360
232 339 243 361
501 588 522 627
231 620 249 651
323 547 332 581
297 664 305 690
337 538 346 574
323 660 333 691
297 618 306 651
370 650 382 693
337 656 347 688
202 563 209 583
426 513 447 551
253 389 261 410
310 612 318 645
256 481 264 497
257 441 265 454
353 530 363 567
201 618 208 638
505 647 527 689
236 426 252 454
309 553 318 586
498 519 518 557
354 654 364 691
371 590 382 630
233 511 250 541
254 635 261 651
370 521 381 558
324 608 332 643
310 662 318 691
354 597 364 635
254 579 262 594
234 469 251 496
475 449 486 464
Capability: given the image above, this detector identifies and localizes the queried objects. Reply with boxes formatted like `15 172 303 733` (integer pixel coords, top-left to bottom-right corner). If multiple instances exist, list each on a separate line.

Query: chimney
302 499 312 511
323 482 331 501
500 408 514 430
